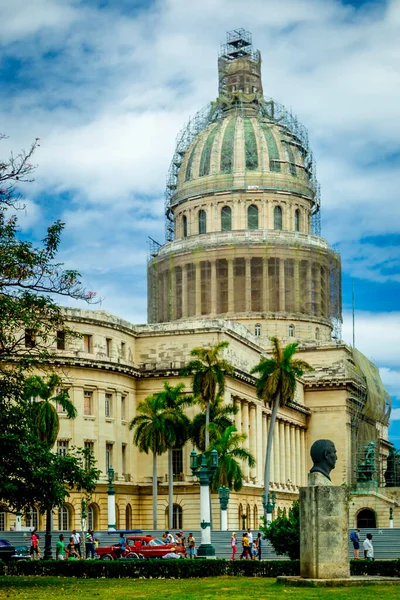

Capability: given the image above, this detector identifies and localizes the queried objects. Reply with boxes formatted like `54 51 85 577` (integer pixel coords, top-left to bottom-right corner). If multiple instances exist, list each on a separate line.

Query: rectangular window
105 393 112 418
121 395 126 421
56 330 66 350
25 329 36 348
84 441 94 470
121 342 126 359
83 334 93 353
56 400 67 414
57 440 69 456
106 443 113 472
106 338 112 357
122 444 127 474
84 391 93 416
172 448 184 481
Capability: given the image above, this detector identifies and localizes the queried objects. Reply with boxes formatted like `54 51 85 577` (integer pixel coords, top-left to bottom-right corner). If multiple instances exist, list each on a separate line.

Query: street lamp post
262 492 277 523
218 486 230 531
107 466 116 531
389 507 393 528
190 448 218 558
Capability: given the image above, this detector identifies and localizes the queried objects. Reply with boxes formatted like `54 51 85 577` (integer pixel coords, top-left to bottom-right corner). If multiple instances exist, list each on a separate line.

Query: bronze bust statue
309 439 337 483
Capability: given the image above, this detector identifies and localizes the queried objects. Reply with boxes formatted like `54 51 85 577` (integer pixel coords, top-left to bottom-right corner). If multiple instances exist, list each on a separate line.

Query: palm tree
152 382 192 529
23 373 77 559
129 394 169 530
190 395 238 452
250 337 312 520
181 341 234 449
209 424 256 492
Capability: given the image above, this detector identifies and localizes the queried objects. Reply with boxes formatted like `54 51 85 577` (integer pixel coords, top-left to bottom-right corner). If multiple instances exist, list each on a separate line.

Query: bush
350 559 400 577
260 500 300 560
4 558 300 579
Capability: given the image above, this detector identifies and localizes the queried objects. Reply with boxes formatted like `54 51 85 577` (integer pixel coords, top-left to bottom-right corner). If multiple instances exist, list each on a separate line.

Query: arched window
221 206 232 231
166 505 183 530
87 503 99 531
58 506 69 530
238 503 243 529
253 505 258 529
115 503 120 530
315 327 320 340
274 205 282 230
248 204 258 230
182 215 188 238
125 504 132 529
357 509 376 529
198 210 206 234
24 507 39 530
288 324 295 337
294 208 301 232
255 323 261 337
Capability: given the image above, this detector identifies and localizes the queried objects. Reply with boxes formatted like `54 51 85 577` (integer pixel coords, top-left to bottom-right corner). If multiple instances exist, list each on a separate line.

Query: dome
171 110 315 210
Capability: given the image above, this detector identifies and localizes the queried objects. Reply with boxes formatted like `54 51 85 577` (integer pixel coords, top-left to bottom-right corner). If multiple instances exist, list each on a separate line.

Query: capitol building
3 30 395 535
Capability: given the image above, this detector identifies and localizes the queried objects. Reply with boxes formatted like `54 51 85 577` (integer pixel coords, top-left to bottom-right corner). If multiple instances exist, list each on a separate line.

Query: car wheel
100 554 113 561
125 552 139 559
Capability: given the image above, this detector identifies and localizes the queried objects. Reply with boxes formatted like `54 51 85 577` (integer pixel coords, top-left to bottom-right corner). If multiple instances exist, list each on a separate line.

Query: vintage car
95 535 185 560
0 539 15 561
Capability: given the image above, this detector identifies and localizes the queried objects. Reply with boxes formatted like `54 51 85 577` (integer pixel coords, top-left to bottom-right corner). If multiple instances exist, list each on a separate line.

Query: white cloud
391 409 400 421
342 311 400 368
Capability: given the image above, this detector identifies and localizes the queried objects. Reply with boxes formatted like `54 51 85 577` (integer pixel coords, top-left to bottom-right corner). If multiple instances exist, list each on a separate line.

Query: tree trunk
264 391 280 520
44 508 52 560
205 401 210 449
168 448 173 529
152 452 158 530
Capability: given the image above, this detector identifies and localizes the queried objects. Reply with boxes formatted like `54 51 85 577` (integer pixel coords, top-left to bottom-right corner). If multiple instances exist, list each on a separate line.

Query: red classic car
96 535 185 560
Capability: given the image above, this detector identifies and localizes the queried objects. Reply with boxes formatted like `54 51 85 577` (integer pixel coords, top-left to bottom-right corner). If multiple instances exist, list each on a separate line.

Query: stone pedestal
300 485 349 579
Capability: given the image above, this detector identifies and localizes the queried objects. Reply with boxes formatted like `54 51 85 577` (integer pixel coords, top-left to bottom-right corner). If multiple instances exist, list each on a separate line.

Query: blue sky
1 0 399 444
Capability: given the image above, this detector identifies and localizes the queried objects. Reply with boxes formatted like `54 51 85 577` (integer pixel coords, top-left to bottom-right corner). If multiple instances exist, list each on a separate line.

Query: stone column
279 421 286 486
210 260 216 315
301 429 306 486
242 402 250 479
285 423 291 487
306 261 312 316
263 257 268 312
268 415 275 484
290 425 296 487
245 258 251 312
195 262 201 315
279 258 285 312
295 427 301 488
234 399 242 433
228 259 234 313
249 404 257 481
273 418 280 485
256 406 263 484
294 260 300 313
182 264 188 318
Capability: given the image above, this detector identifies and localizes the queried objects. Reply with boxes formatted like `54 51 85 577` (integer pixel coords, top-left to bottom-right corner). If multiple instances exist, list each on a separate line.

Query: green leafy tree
152 382 192 529
130 394 170 530
190 395 238 452
0 137 97 519
251 337 312 519
260 500 300 559
209 424 255 492
181 341 234 449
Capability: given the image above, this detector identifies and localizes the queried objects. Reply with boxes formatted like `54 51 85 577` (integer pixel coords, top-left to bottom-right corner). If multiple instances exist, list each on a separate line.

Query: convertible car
95 535 185 560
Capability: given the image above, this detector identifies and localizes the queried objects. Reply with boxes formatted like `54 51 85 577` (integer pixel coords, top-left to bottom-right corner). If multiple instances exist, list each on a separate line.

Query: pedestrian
116 533 127 558
254 532 262 560
231 532 237 560
66 536 80 559
71 529 81 557
56 534 65 560
363 533 374 561
30 529 40 560
85 529 95 559
247 528 253 559
240 531 250 559
187 532 196 558
350 528 361 559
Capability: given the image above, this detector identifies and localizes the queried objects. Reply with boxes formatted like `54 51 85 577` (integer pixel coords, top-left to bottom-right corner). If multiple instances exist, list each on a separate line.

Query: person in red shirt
30 529 40 560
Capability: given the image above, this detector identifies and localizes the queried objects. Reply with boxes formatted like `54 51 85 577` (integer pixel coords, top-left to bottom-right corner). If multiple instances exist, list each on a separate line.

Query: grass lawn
1 577 400 599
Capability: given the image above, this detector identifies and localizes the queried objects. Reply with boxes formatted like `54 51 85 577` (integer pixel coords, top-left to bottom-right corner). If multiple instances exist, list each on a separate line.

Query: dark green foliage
4 558 301 579
260 500 300 560
349 559 400 577
0 137 98 513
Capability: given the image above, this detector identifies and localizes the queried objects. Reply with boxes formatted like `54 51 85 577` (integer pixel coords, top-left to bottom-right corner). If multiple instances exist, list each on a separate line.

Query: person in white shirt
71 530 81 557
363 533 374 561
247 528 253 559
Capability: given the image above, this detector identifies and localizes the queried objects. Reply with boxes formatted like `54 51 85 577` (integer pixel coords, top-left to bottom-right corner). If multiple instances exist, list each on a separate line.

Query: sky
1 0 399 444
